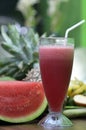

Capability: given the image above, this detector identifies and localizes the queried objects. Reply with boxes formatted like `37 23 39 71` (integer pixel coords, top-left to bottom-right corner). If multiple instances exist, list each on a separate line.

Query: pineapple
0 24 39 80
24 67 41 82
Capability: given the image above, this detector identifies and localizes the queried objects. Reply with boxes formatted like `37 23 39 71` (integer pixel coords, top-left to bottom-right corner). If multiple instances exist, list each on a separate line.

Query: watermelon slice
0 81 47 123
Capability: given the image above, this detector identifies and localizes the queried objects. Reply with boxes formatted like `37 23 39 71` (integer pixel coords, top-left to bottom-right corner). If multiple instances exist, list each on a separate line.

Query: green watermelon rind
0 97 47 123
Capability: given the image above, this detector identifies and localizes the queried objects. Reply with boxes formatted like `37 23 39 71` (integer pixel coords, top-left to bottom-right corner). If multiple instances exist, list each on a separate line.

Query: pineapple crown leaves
1 24 39 63
0 24 39 79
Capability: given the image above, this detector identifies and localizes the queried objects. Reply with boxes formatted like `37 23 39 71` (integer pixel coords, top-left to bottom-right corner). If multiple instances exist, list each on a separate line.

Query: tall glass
38 37 74 128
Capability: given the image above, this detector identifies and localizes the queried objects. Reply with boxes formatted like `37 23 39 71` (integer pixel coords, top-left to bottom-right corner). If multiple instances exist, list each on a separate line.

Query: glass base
38 112 73 128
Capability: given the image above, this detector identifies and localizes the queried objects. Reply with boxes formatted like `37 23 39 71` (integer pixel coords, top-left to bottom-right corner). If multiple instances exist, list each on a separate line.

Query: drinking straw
65 19 85 38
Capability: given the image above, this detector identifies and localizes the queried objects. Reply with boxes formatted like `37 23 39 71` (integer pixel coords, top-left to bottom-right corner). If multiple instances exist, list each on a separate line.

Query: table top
0 119 86 130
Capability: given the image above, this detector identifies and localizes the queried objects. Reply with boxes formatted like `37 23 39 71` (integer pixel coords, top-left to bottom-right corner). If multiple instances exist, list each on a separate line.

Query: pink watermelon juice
39 45 74 112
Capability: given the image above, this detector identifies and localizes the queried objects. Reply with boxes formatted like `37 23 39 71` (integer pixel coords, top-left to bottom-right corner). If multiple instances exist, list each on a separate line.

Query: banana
67 78 86 97
71 84 86 97
70 78 83 86
67 87 73 96
67 85 80 97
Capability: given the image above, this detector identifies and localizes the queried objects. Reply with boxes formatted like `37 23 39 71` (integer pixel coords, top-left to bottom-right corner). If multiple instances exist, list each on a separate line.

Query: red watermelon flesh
0 81 47 123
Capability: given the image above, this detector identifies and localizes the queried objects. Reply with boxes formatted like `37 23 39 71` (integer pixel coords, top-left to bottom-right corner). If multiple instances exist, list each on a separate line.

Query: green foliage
34 0 51 35
58 0 82 47
17 0 86 47
0 24 39 80
17 0 61 35
81 0 86 47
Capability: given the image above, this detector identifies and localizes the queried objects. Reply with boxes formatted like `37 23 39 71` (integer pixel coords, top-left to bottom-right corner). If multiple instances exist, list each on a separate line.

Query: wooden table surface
0 119 86 130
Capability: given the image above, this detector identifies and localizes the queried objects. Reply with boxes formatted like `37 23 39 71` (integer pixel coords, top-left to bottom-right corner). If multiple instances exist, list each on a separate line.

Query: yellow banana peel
67 78 86 97
67 85 80 96
71 84 86 97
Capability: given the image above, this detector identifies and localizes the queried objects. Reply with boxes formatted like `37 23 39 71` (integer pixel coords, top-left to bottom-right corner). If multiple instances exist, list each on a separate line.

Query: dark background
0 0 24 25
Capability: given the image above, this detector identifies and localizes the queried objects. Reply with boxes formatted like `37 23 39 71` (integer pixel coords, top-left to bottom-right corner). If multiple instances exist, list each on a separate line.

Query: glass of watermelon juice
39 37 74 128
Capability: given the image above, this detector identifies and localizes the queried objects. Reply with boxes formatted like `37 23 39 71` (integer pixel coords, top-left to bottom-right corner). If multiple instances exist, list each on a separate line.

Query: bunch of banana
67 78 86 97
